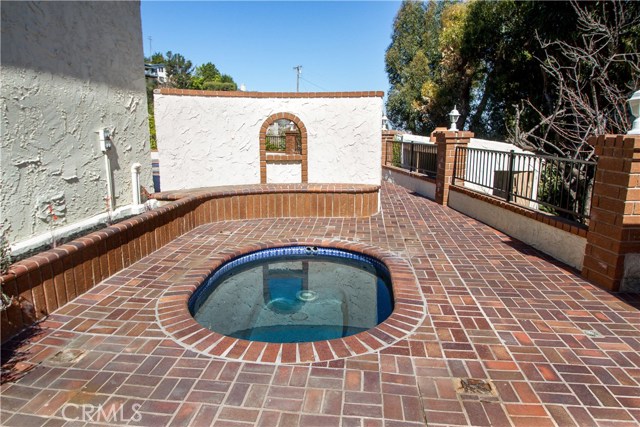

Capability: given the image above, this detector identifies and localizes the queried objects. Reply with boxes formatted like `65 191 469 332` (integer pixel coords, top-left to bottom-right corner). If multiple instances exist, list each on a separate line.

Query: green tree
202 81 237 91
144 57 162 149
219 74 235 84
419 1 473 131
384 0 584 141
459 0 577 141
192 68 237 91
146 78 158 150
385 1 447 134
146 51 194 88
512 0 640 157
386 0 638 223
191 62 221 89
147 52 166 64
197 62 221 80
164 51 193 89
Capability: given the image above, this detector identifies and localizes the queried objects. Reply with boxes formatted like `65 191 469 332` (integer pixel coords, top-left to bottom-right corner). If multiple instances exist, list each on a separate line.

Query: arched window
265 119 301 154
259 113 308 183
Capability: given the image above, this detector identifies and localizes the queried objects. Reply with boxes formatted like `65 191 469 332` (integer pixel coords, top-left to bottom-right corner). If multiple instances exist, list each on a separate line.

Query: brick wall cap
432 130 475 139
156 88 384 98
56 244 78 257
152 183 380 201
587 134 624 147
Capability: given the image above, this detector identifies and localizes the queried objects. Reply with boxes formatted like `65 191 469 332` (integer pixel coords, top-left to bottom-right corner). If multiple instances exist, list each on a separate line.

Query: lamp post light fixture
628 90 640 135
449 106 461 131
382 115 389 131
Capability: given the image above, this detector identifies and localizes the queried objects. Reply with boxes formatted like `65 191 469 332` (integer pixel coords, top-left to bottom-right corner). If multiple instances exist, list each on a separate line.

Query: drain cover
456 378 493 395
297 290 318 302
583 329 603 338
48 349 86 365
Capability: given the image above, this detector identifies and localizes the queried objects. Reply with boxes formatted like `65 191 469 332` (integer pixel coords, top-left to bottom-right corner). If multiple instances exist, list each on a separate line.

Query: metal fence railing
266 134 302 154
385 140 437 176
453 146 597 224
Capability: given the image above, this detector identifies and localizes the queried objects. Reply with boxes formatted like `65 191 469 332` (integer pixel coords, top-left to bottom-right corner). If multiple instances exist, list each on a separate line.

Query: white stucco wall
382 167 436 200
448 190 586 270
267 163 302 184
1 1 152 247
154 94 383 190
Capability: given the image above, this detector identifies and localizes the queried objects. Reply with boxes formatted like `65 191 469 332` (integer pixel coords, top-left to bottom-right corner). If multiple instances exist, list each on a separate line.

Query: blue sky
141 1 401 94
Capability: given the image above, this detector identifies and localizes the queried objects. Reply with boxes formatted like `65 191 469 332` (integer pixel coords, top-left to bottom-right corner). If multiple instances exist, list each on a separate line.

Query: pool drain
297 290 318 302
456 378 494 395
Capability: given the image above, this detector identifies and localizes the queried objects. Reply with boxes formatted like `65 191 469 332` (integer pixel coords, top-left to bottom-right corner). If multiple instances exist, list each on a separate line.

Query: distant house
145 63 167 84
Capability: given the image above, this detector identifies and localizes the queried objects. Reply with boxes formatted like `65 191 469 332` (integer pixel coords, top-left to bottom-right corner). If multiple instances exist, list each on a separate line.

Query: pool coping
156 238 424 364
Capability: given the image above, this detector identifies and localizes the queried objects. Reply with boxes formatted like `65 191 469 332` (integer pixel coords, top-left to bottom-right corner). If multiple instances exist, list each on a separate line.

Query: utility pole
293 65 302 92
148 36 153 56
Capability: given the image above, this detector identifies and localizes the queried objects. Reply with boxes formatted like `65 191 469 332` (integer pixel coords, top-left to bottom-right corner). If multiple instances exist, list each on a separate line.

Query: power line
300 76 328 91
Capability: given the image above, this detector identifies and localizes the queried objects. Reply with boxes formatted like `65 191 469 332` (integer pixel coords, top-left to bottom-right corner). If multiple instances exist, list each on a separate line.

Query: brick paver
1 182 638 426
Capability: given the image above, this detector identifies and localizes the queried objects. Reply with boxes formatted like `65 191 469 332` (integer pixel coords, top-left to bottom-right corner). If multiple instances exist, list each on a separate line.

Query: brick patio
1 182 639 426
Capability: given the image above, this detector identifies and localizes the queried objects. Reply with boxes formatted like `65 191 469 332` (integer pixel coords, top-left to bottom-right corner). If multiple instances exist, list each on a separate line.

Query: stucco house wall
154 92 383 190
1 1 153 253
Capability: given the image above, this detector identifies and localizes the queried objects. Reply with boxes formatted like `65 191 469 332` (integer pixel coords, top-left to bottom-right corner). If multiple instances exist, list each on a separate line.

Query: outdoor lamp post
449 106 461 131
382 115 389 130
628 90 640 135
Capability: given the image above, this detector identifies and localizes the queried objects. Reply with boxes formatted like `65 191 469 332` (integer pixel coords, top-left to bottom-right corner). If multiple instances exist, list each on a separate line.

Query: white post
131 163 142 205
104 154 114 211
97 128 114 211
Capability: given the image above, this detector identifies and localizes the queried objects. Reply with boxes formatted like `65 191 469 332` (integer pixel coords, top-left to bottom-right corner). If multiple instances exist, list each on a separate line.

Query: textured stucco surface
448 190 586 270
382 167 436 200
266 162 302 184
154 95 382 190
1 1 152 245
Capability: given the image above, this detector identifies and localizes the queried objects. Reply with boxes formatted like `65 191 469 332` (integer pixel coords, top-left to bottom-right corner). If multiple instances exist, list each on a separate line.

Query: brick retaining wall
0 184 379 343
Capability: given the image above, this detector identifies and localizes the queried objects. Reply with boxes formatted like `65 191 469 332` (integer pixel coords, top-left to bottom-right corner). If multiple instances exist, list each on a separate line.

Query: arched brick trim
259 113 308 184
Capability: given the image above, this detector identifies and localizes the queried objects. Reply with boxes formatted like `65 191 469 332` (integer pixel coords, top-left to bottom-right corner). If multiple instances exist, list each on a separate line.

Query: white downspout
104 153 114 211
98 128 115 211
131 163 142 205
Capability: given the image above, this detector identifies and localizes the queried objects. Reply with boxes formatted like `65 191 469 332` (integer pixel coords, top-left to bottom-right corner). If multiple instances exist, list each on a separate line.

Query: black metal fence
266 134 302 154
385 140 437 177
453 146 597 224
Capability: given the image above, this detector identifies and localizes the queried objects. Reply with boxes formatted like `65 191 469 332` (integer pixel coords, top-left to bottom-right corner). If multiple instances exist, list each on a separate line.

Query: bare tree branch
509 0 639 158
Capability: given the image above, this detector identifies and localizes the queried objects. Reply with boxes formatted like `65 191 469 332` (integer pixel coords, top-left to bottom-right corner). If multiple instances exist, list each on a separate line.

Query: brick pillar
381 130 400 165
434 130 473 205
430 127 447 142
285 131 298 154
582 134 640 292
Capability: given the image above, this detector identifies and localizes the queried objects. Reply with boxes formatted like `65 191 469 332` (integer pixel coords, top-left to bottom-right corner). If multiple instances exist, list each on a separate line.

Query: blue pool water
189 246 394 343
